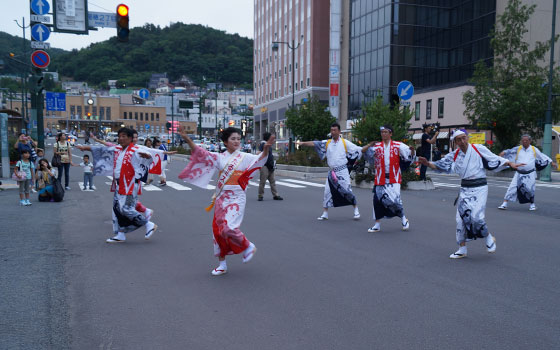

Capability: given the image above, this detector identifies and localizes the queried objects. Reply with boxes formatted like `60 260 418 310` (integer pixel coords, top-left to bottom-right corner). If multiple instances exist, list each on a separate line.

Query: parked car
106 132 118 142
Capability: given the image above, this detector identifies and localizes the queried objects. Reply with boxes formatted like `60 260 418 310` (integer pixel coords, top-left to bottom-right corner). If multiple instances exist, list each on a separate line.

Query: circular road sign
30 50 50 69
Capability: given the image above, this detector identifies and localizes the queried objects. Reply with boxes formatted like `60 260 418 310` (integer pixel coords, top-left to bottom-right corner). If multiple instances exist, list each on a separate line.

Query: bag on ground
52 178 65 202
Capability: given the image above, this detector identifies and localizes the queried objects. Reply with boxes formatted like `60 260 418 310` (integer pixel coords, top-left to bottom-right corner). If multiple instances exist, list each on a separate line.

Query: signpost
30 50 50 69
88 12 117 28
53 0 89 34
31 23 51 42
31 0 50 15
138 88 150 99
397 80 414 101
45 92 66 111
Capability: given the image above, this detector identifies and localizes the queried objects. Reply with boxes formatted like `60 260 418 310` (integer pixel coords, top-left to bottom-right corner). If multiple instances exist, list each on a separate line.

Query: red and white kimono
179 147 267 258
365 141 412 220
91 143 153 234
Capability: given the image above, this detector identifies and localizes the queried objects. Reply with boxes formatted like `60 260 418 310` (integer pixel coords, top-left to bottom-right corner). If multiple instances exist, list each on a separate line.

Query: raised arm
177 126 197 151
417 156 437 170
258 135 276 161
75 145 92 152
361 141 376 153
91 133 112 146
297 141 315 147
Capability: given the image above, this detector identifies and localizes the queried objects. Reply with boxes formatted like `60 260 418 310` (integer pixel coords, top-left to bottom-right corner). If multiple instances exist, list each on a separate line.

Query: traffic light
87 112 92 119
116 4 129 42
166 121 171 130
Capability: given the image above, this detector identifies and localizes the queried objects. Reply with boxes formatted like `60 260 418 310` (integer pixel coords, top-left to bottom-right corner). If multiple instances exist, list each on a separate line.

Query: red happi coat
373 141 403 185
112 143 142 195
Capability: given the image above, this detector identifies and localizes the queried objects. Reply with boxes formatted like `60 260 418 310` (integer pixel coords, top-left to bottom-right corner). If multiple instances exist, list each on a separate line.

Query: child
15 150 35 206
80 154 94 191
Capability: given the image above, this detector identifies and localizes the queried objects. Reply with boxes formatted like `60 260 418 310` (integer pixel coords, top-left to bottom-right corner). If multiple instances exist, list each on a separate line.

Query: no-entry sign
31 50 50 69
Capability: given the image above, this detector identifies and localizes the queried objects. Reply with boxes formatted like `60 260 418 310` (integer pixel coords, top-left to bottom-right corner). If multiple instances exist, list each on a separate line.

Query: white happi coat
314 137 362 208
434 144 509 245
502 145 553 204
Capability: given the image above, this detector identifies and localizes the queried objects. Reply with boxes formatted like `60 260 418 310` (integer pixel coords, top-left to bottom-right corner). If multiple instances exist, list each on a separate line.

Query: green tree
285 95 336 141
352 95 412 144
463 0 560 149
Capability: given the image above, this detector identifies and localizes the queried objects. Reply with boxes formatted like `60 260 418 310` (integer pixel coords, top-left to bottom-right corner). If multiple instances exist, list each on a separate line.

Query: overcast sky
1 0 254 51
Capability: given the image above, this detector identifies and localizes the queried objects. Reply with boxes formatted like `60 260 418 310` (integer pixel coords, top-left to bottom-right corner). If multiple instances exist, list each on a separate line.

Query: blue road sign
31 0 50 15
397 80 414 101
45 92 66 111
30 50 50 68
31 23 50 42
145 124 150 130
138 88 150 99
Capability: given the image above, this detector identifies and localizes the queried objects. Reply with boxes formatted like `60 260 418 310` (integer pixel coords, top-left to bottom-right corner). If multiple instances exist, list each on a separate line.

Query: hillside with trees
1 23 253 89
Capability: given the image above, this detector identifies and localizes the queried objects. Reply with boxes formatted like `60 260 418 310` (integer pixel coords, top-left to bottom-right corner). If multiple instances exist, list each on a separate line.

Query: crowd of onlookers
11 131 95 205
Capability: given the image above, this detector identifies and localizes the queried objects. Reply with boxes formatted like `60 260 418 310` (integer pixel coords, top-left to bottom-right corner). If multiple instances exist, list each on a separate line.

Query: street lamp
541 0 557 182
272 35 304 153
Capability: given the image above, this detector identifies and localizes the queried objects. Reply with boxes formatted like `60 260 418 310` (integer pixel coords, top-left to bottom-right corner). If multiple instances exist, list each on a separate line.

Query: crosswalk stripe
281 179 325 187
107 176 113 180
275 181 305 188
143 184 162 191
165 181 192 191
206 184 216 190
249 180 269 188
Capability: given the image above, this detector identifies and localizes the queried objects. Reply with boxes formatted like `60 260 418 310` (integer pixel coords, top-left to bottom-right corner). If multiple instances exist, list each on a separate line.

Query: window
135 112 138 120
140 113 143 121
70 105 75 116
84 106 89 114
151 113 154 121
156 113 160 121
415 101 421 120
123 111 127 119
426 99 432 120
438 98 444 118
106 107 111 120
100 107 105 120
77 106 82 117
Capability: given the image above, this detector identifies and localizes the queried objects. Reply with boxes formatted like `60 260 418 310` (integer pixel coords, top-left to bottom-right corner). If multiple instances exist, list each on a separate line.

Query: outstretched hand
75 145 86 151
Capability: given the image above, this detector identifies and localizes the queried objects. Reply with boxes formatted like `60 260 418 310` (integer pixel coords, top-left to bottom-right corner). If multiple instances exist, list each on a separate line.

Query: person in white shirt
298 123 362 221
418 129 524 259
79 154 95 191
498 135 556 211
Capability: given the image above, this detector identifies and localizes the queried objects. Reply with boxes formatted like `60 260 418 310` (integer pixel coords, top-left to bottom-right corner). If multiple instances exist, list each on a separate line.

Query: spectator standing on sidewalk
54 132 75 190
14 150 35 206
257 132 283 201
79 154 95 191
419 124 438 180
14 133 37 160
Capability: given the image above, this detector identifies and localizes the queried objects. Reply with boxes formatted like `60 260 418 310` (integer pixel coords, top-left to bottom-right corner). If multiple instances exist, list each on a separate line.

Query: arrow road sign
397 80 414 101
31 0 50 15
30 50 50 69
138 89 150 99
31 23 50 42
46 92 67 111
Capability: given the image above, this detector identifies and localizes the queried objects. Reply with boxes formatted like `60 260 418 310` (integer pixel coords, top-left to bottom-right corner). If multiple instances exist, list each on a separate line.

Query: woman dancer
178 126 275 276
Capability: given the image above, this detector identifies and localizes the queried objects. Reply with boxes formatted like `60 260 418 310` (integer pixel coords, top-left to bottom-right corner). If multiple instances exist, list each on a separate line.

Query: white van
106 132 118 142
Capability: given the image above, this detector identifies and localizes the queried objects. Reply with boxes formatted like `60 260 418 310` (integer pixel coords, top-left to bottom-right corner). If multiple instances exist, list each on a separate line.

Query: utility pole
198 89 203 139
15 17 29 132
541 0 557 182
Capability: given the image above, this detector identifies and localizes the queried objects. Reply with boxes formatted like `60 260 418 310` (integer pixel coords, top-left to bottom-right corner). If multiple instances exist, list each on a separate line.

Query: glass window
415 101 421 120
151 113 154 121
123 111 127 119
106 107 111 120
135 112 138 120
156 113 159 121
438 98 444 118
426 99 432 120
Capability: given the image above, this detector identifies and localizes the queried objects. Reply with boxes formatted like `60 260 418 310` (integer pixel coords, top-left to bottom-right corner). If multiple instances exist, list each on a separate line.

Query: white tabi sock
457 246 467 255
401 216 408 225
354 207 360 215
372 222 380 230
219 260 227 270
486 234 494 247
114 232 126 240
321 211 328 219
146 221 154 234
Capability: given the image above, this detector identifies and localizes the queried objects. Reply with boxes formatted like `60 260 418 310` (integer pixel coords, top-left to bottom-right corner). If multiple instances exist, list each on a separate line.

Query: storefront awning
413 133 422 140
437 131 449 139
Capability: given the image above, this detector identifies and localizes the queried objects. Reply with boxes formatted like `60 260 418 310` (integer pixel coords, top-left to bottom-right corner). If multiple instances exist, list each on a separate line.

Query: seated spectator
36 159 58 202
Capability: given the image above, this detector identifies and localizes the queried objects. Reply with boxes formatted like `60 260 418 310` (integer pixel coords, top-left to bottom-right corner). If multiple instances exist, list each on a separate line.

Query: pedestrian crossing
75 175 560 193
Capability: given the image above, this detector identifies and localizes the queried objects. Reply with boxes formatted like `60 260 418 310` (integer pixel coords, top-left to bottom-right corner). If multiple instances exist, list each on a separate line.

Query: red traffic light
116 4 130 42
117 4 128 16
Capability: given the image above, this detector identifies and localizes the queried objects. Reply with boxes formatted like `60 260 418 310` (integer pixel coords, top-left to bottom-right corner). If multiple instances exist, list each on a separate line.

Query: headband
380 126 393 132
452 129 467 140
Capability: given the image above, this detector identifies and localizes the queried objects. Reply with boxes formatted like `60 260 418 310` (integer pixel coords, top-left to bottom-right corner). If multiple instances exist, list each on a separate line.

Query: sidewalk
0 178 18 190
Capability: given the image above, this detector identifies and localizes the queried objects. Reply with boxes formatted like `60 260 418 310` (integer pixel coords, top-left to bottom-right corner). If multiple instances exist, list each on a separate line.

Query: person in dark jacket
257 132 283 201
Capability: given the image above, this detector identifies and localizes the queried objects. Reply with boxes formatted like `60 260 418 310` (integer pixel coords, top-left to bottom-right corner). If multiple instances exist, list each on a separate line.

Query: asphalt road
2 140 560 349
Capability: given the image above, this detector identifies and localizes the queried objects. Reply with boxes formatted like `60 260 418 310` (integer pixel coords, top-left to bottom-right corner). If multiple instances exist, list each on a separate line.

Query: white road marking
165 181 192 191
281 179 325 187
249 180 269 188
107 176 113 180
275 181 305 188
143 184 162 191
206 184 216 190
